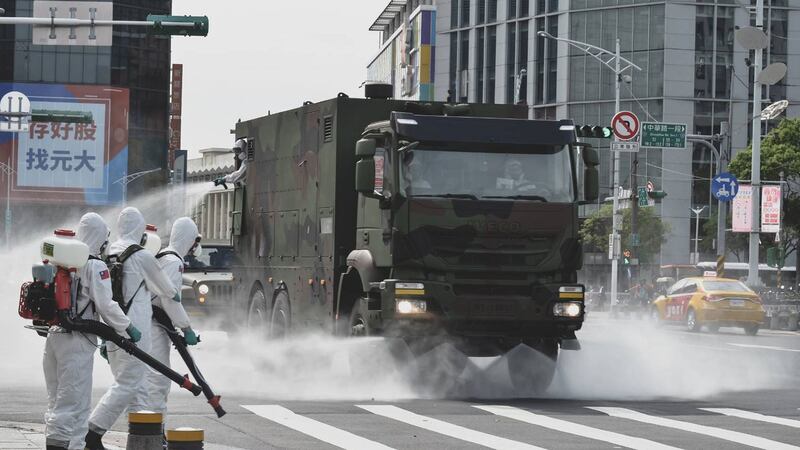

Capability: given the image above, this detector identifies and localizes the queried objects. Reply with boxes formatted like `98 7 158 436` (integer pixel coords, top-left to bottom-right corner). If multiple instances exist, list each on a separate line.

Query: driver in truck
497 158 534 191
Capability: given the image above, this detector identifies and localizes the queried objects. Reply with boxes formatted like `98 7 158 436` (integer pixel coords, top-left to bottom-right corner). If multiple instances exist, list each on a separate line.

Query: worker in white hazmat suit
43 213 138 450
140 217 201 415
86 207 179 450
213 138 248 188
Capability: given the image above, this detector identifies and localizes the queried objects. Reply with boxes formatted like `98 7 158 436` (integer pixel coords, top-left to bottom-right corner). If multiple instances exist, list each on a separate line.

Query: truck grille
453 284 531 297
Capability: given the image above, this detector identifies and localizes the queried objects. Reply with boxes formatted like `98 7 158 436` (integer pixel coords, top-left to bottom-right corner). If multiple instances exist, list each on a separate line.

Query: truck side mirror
355 158 376 195
356 138 376 157
576 144 599 203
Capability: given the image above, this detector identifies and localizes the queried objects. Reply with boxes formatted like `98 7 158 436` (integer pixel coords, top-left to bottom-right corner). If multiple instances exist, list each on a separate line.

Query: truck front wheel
270 291 291 339
349 299 373 337
507 339 558 395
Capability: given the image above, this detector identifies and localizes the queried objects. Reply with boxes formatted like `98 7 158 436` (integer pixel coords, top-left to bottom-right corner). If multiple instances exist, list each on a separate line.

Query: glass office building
370 0 800 266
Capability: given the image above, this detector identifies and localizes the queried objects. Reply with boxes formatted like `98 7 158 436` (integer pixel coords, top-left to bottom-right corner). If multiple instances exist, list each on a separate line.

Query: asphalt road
1 314 798 449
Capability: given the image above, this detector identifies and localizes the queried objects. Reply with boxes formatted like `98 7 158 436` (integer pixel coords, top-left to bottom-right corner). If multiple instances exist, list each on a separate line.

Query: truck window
400 145 575 203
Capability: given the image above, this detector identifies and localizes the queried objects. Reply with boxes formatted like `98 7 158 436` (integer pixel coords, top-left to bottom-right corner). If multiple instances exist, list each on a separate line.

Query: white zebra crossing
356 404 545 450
241 405 394 450
589 407 800 450
474 405 682 450
701 408 800 429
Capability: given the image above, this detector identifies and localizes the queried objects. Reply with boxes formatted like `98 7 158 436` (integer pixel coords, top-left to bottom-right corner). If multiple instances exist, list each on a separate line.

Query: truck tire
349 299 373 337
270 291 291 339
507 340 558 396
744 324 759 336
247 288 270 339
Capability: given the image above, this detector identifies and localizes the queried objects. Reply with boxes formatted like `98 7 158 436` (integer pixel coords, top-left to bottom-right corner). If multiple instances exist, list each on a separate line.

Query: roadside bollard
167 427 204 450
126 411 163 450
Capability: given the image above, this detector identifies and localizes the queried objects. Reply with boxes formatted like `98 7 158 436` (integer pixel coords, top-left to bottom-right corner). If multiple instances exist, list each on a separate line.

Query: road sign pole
610 38 621 313
717 122 730 264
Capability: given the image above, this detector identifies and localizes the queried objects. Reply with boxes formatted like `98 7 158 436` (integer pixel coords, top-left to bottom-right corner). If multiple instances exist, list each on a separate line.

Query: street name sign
711 172 739 202
641 122 687 149
611 111 639 141
611 141 640 153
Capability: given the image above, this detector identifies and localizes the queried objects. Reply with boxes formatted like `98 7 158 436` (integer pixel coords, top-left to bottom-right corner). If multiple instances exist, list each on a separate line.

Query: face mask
99 240 109 257
190 244 202 258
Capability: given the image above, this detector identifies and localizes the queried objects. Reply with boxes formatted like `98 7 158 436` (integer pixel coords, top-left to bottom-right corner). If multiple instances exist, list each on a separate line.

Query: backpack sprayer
19 229 203 397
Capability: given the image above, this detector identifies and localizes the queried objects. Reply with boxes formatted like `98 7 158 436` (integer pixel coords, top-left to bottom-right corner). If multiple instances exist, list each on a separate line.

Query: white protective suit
43 213 131 450
223 139 248 185
141 217 197 414
88 207 179 434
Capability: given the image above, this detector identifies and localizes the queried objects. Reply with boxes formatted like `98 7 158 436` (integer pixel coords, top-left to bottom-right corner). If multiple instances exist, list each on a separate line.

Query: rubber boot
84 429 107 450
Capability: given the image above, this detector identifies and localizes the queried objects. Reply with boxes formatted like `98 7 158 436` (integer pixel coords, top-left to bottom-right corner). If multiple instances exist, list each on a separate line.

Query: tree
579 204 669 264
728 118 800 262
700 210 749 261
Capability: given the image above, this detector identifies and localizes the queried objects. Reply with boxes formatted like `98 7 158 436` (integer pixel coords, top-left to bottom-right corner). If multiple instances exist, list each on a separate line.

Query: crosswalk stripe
474 405 682 450
589 407 800 450
357 404 544 450
701 408 800 429
242 405 394 450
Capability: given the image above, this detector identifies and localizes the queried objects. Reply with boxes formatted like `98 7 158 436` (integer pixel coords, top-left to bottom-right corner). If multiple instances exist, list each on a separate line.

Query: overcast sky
171 0 387 157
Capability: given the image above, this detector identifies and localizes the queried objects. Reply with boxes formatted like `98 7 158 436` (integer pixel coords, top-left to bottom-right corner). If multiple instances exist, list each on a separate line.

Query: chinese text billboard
0 83 129 205
761 185 781 234
732 184 752 233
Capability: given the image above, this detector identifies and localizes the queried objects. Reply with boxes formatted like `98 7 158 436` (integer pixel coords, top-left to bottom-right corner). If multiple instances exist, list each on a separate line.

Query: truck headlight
553 301 582 318
396 299 427 314
198 284 209 295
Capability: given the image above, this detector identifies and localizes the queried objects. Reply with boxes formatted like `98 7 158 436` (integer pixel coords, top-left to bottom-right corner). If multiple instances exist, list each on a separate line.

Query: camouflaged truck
230 92 600 389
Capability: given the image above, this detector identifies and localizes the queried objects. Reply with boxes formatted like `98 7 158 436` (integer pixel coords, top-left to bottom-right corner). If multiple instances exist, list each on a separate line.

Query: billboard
732 184 752 233
761 185 781 233
0 83 129 205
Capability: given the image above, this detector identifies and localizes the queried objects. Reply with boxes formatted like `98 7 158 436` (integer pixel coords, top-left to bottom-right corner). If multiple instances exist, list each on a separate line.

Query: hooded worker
86 207 179 450
43 213 137 450
140 217 201 416
213 138 248 188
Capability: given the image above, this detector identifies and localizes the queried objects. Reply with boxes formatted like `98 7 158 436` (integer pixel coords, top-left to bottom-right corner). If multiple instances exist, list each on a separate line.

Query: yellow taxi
650 276 765 335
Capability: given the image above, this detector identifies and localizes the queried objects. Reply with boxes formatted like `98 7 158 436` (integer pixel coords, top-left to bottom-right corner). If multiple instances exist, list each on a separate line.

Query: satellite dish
760 100 789 120
757 62 787 86
735 26 768 50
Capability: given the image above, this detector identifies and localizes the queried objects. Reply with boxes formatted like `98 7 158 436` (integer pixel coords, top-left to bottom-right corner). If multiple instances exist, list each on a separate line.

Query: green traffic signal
147 14 209 37
576 125 613 139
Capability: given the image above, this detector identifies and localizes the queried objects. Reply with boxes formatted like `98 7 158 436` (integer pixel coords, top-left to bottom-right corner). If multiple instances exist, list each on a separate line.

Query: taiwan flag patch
100 269 110 280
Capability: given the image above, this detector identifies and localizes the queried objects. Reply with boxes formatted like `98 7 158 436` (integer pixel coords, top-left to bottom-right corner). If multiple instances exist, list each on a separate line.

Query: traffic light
576 125 613 139
767 247 785 269
147 14 209 37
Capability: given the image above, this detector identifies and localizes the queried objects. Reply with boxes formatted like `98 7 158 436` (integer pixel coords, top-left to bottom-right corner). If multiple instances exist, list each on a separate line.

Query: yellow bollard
126 411 163 450
166 427 204 450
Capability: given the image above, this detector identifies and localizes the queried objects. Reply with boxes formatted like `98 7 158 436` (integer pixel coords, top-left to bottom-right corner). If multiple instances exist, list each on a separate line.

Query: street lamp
537 31 641 311
113 168 162 205
691 206 708 265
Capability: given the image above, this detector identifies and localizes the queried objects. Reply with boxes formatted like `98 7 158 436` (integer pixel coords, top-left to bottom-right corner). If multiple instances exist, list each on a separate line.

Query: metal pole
747 0 764 287
4 158 10 251
610 38 622 313
717 121 730 261
692 207 706 263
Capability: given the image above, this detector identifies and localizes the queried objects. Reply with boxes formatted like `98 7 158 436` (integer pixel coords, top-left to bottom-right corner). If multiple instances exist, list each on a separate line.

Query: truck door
299 109 320 258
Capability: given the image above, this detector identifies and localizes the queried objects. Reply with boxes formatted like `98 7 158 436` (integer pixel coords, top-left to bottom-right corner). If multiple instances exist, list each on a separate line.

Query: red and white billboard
732 184 752 233
761 185 781 233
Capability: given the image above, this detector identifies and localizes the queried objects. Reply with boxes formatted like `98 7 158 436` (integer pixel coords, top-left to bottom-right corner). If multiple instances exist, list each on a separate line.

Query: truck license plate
471 300 515 317
729 299 745 307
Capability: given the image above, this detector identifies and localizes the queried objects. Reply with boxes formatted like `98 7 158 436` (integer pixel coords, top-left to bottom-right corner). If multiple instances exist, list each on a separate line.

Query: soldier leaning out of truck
214 138 248 189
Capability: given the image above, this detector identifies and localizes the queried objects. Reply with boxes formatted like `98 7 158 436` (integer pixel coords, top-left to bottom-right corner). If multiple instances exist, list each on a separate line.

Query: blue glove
172 292 182 303
182 328 199 346
99 340 108 361
213 177 228 189
126 324 142 343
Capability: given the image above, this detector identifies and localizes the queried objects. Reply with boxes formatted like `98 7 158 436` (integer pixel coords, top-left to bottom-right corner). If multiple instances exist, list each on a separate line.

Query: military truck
229 91 600 390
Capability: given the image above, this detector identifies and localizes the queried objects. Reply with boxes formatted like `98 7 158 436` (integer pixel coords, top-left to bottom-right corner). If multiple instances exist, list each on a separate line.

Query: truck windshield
184 246 233 271
400 146 574 202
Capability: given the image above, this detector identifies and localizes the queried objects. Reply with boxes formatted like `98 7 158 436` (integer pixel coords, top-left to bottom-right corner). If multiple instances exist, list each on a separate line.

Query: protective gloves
182 327 199 346
213 177 228 190
126 324 142 343
99 340 108 361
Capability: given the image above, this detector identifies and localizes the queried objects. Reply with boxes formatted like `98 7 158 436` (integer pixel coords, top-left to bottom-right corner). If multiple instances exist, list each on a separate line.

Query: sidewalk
0 421 242 450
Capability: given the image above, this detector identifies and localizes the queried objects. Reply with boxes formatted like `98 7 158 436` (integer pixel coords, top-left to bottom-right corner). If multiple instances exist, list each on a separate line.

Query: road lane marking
357 405 544 450
589 407 800 450
701 408 800 429
727 343 800 353
242 405 394 450
474 405 682 450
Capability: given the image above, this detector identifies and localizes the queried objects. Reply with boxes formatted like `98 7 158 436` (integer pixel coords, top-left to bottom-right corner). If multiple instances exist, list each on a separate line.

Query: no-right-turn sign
611 111 640 141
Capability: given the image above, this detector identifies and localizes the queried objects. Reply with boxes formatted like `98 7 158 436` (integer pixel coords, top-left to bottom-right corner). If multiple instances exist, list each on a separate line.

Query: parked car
650 276 765 335
181 245 235 320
